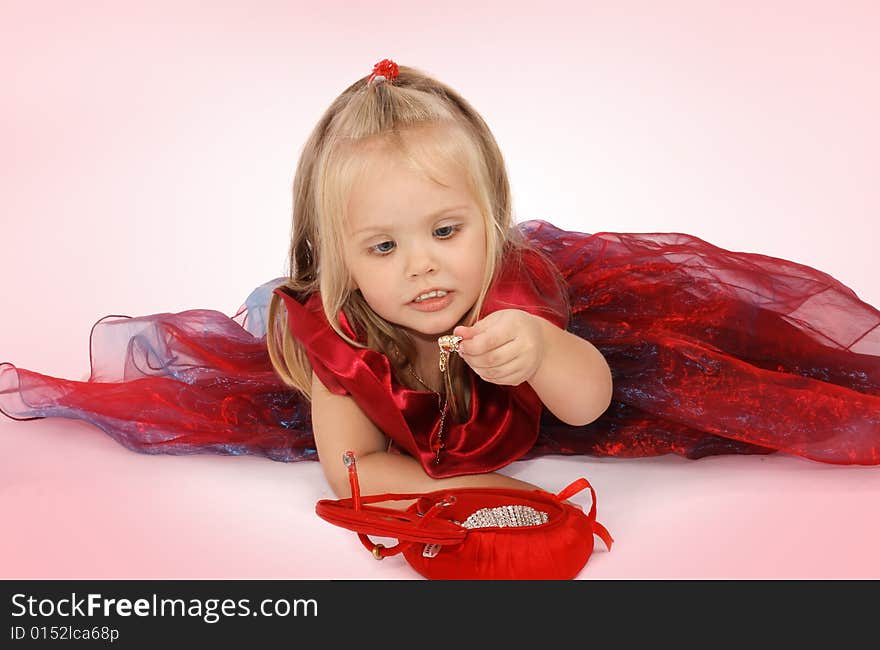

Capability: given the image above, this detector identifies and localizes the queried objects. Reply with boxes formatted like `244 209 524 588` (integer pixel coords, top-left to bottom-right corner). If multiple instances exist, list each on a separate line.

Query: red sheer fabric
2 220 878 466
526 221 880 464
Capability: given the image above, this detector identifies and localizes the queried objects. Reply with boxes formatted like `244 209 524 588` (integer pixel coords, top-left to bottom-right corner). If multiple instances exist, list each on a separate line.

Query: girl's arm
527 317 614 427
454 310 613 427
310 371 543 510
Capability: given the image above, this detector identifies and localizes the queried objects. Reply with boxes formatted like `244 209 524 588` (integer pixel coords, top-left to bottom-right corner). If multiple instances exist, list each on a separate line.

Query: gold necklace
407 335 462 465
408 365 448 464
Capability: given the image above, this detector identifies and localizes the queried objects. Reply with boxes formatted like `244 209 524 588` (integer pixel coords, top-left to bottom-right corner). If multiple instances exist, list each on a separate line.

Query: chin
403 317 456 339
408 323 451 338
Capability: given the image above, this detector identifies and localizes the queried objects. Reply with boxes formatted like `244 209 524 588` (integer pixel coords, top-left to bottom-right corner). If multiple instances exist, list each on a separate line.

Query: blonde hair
266 64 568 422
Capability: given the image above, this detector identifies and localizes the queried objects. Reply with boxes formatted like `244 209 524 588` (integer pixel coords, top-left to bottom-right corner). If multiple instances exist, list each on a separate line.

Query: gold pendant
437 335 463 373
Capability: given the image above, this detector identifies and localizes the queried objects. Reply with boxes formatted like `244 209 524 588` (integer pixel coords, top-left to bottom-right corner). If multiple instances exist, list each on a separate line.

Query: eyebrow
353 205 469 238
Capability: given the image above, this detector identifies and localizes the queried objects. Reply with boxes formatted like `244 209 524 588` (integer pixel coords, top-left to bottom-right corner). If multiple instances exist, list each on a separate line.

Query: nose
406 243 438 278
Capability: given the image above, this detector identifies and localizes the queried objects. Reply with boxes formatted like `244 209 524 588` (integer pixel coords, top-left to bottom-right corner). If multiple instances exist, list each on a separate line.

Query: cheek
355 269 392 300
458 240 487 281
347 256 380 285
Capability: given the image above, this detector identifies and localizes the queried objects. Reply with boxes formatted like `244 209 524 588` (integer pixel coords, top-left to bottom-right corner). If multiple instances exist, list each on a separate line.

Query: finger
469 352 522 378
459 336 517 366
454 313 497 339
479 362 527 385
452 325 476 341
459 331 516 357
452 325 479 339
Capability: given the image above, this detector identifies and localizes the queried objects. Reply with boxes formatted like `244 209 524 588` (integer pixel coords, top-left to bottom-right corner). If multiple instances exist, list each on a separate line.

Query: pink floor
3 409 878 580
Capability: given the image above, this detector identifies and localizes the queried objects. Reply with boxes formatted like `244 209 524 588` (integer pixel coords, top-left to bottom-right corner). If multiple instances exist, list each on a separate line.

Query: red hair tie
367 58 400 85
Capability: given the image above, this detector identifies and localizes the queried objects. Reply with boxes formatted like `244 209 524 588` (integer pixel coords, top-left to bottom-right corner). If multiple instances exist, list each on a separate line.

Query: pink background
1 1 878 579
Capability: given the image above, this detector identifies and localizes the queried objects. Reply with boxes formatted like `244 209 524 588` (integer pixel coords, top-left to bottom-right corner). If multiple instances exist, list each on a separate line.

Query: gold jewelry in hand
438 335 463 373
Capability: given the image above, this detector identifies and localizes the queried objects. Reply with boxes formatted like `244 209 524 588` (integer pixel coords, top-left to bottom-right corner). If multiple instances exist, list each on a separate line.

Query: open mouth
409 291 454 311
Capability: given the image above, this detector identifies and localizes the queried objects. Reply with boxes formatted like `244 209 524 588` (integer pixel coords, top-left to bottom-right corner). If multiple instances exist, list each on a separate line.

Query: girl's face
343 150 487 353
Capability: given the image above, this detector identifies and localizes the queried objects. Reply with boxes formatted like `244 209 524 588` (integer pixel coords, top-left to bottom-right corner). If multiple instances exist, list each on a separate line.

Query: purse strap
554 477 614 551
316 451 613 560
347 451 464 559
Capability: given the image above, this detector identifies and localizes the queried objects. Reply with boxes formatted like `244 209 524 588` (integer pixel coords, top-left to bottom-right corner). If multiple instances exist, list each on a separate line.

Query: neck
405 326 458 392
408 345 443 393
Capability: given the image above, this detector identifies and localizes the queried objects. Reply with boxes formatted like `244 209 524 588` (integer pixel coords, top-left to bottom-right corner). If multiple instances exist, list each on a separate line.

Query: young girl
265 59 619 504
1 59 878 507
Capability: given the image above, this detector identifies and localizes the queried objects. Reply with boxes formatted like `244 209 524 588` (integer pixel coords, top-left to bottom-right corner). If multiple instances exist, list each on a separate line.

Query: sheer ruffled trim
0 277 314 462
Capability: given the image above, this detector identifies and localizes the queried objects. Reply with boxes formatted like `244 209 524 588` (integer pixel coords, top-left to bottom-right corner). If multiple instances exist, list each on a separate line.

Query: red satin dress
272 240 569 478
2 220 878 469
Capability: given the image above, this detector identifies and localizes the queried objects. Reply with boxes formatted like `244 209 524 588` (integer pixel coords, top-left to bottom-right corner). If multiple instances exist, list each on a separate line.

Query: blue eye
367 224 462 256
371 240 395 255
434 225 459 239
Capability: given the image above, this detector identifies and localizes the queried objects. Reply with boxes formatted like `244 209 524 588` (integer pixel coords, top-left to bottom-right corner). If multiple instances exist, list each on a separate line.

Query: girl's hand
452 309 545 386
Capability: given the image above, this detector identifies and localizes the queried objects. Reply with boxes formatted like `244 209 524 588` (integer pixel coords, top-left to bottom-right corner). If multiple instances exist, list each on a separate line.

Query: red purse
315 452 614 580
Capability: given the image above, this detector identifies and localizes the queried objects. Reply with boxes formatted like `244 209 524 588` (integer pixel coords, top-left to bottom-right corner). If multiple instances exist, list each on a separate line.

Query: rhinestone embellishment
460 505 550 529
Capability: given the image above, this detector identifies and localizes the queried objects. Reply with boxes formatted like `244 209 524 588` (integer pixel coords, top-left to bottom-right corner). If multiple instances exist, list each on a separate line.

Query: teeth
414 290 447 303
